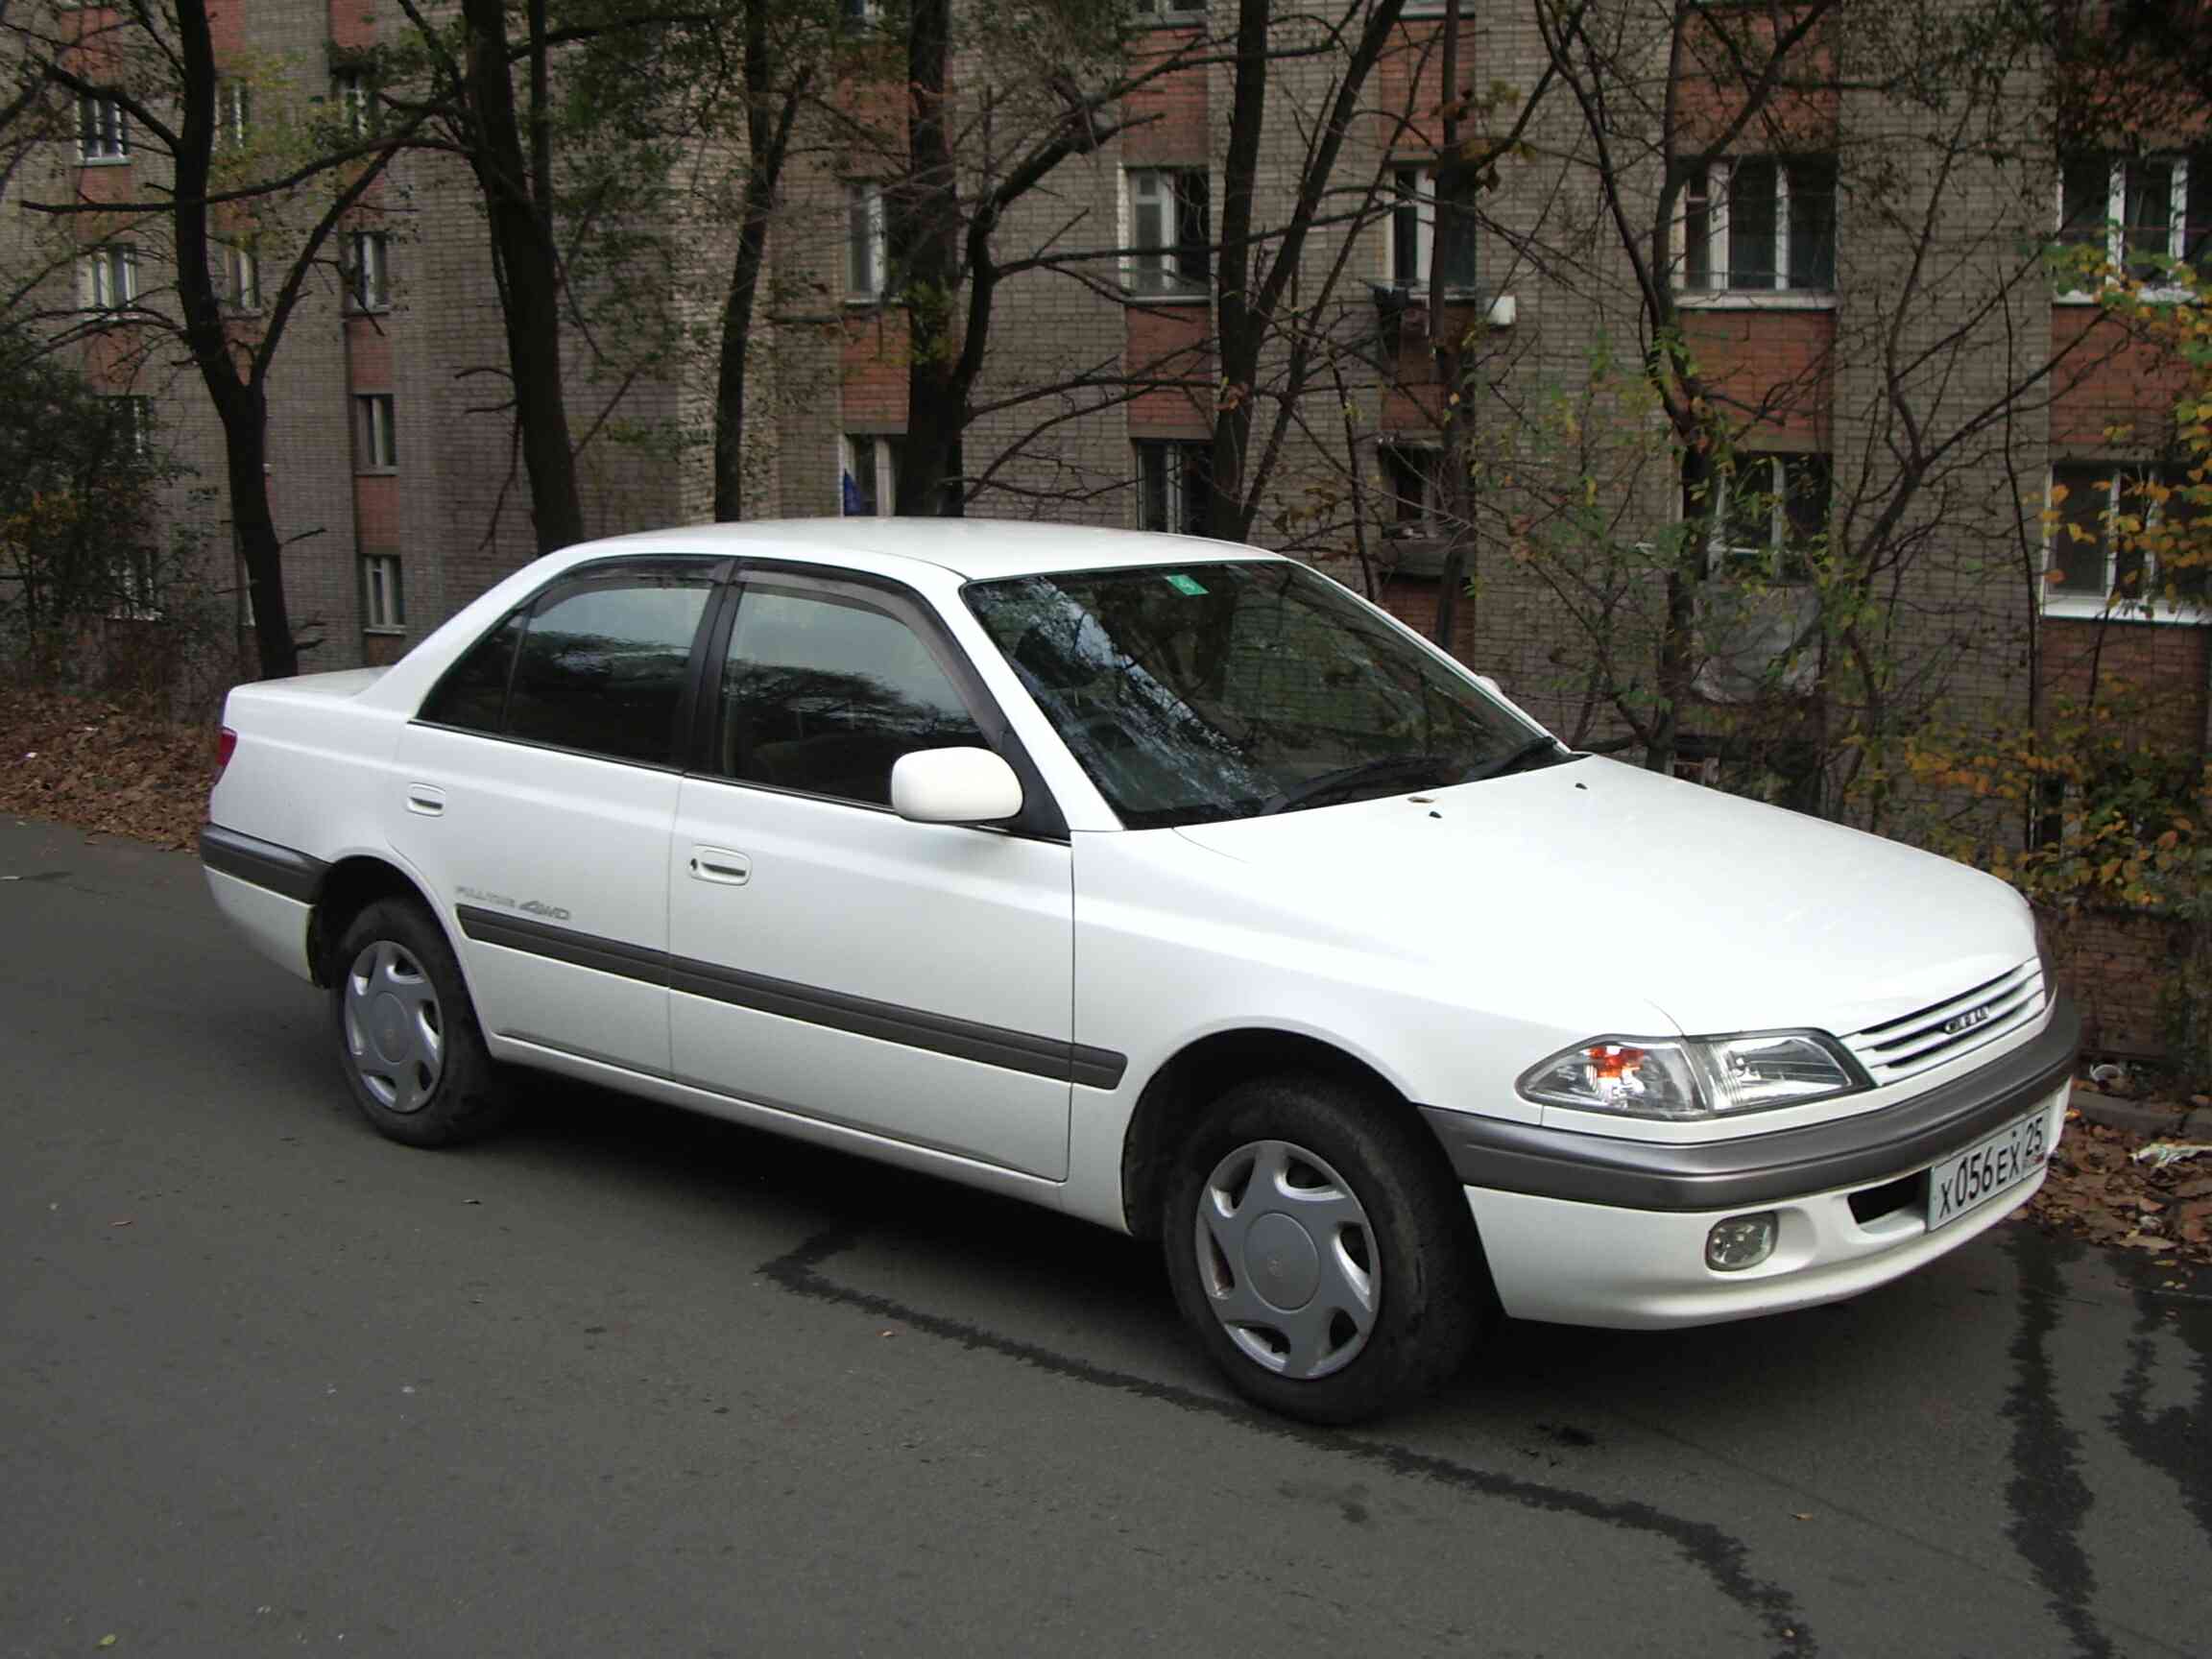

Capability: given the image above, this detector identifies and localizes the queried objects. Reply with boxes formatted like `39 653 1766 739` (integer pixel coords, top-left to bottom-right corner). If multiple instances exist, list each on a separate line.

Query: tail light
214 726 237 782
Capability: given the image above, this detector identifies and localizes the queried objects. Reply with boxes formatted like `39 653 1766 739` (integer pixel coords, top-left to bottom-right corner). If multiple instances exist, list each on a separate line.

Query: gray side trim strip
456 905 670 986
200 824 328 903
1421 998 2080 1214
456 904 1126 1091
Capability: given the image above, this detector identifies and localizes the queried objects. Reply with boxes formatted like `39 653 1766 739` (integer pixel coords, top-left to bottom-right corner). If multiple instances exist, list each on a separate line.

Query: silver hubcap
343 940 445 1114
1193 1140 1380 1381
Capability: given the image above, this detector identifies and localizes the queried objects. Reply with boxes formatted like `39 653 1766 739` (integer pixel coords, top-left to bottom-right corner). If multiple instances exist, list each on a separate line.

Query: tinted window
503 571 713 764
421 609 523 733
717 584 983 805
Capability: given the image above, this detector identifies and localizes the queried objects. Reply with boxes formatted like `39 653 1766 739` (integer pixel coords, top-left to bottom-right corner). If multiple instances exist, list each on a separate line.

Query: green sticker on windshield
1165 573 1209 596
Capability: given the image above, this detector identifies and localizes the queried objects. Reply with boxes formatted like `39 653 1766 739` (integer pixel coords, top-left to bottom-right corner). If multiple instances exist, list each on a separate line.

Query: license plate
1928 1105 2053 1230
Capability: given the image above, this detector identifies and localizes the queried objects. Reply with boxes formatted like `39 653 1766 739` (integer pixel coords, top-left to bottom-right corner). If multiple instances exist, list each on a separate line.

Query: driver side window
715 583 984 805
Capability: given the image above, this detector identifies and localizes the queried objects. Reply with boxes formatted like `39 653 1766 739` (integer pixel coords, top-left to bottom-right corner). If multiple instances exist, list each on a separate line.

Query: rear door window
419 560 717 766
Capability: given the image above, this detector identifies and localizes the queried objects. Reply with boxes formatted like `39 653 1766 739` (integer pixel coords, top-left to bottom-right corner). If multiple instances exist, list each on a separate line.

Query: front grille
1840 958 2046 1087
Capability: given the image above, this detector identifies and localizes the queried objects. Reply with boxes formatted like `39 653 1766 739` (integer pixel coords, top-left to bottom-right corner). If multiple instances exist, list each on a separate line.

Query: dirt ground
6 683 2209 1263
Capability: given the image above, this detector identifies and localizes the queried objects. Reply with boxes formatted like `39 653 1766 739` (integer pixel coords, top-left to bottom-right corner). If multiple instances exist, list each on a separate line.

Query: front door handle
688 846 751 885
405 784 446 816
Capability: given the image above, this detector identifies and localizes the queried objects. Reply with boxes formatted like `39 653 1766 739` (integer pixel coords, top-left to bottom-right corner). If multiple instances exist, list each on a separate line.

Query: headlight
1517 1030 1869 1119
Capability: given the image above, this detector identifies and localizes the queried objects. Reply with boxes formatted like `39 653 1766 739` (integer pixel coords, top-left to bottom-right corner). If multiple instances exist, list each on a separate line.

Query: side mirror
891 747 1024 826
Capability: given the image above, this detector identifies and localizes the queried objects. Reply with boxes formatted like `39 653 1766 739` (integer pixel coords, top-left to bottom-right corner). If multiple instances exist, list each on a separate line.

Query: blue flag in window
841 469 866 516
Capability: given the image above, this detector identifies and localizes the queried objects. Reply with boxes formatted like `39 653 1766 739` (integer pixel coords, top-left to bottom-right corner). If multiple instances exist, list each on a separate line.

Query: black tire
1162 1073 1494 1424
328 897 515 1148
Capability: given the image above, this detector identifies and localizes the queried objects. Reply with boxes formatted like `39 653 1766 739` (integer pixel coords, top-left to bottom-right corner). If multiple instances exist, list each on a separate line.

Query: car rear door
665 565 1083 1180
389 557 721 1079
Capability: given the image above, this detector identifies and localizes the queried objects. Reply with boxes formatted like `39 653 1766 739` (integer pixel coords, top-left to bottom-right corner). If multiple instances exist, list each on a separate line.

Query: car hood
1171 757 2034 1039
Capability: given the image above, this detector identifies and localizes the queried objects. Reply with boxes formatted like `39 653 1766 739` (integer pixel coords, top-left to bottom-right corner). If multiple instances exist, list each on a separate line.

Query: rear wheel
1163 1074 1492 1424
330 898 514 1147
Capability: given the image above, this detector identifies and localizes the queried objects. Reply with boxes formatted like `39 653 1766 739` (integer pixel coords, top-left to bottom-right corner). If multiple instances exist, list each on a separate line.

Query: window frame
2043 461 2210 621
1673 156 1839 307
77 93 129 163
2055 152 2212 302
362 553 404 634
1687 452 1832 583
840 432 902 516
104 393 153 460
347 229 391 311
331 67 373 138
81 244 139 310
220 80 252 149
845 181 887 299
1134 437 1212 536
220 242 261 311
1384 165 1478 293
354 392 397 471
1122 166 1212 301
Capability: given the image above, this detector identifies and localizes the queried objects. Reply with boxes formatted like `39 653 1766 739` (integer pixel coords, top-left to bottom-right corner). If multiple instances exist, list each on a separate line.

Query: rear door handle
688 847 751 885
406 785 446 817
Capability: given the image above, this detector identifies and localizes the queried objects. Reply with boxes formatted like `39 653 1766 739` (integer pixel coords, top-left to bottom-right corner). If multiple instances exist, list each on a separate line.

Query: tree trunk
460 0 584 553
1204 0 1270 541
174 0 297 678
895 0 965 516
711 5 805 522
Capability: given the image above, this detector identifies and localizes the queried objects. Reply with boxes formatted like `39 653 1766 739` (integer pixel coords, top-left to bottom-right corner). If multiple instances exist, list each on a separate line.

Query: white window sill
1122 289 1211 306
363 625 408 637
842 293 891 307
355 466 398 478
1674 290 1838 311
2054 286 2201 307
78 155 131 168
2042 593 2208 626
345 303 394 317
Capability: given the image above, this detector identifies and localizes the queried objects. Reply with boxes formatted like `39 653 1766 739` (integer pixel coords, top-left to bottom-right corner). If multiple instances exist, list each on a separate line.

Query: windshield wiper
1259 755 1456 816
1460 733 1567 783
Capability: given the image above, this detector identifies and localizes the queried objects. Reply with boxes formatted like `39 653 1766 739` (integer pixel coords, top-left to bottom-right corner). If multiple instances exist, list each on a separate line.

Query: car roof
572 517 1277 583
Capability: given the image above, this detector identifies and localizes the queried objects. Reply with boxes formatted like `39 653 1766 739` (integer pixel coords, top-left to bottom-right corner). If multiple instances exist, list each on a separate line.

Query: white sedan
202 520 2077 1422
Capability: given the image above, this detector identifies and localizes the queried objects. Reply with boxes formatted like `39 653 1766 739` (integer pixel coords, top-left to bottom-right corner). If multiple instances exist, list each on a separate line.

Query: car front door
666 567 1078 1180
389 557 721 1079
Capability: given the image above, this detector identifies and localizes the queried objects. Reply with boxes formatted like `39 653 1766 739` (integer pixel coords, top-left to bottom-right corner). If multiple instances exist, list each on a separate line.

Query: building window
105 394 152 460
220 243 260 310
348 230 391 310
1136 439 1212 536
2057 153 2212 290
1124 168 1210 298
2048 462 2208 612
355 393 397 470
1678 156 1837 293
1130 0 1207 15
1379 443 1448 534
841 433 902 515
78 93 129 162
221 80 252 148
846 183 886 298
1687 453 1830 581
838 0 880 32
332 68 373 138
79 245 139 310
1386 167 1477 291
362 554 404 632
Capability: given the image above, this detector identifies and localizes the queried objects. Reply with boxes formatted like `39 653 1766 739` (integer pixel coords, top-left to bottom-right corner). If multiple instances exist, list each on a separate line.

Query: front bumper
1423 998 2079 1329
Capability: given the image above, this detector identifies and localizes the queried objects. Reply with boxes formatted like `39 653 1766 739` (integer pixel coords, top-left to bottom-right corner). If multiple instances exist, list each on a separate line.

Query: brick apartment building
11 0 2206 813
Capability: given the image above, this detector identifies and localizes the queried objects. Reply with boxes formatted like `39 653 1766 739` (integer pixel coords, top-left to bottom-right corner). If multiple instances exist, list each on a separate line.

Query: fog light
1705 1213 1777 1272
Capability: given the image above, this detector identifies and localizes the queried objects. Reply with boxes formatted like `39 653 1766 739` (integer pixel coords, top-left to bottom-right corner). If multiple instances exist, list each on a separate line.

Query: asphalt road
2 816 2207 1659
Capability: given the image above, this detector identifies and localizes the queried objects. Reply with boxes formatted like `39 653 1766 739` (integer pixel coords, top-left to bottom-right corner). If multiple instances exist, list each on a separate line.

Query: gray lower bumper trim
1422 997 2080 1214
200 824 328 903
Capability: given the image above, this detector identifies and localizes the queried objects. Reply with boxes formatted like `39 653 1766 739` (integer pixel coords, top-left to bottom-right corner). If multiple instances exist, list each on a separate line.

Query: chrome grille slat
1843 959 2045 1085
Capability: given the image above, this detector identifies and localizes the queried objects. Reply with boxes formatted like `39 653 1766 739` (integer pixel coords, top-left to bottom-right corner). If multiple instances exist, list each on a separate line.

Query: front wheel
330 898 514 1148
1163 1075 1493 1424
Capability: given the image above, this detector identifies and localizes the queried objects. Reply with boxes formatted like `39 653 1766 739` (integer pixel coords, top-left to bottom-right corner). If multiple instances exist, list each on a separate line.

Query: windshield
965 560 1571 828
